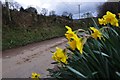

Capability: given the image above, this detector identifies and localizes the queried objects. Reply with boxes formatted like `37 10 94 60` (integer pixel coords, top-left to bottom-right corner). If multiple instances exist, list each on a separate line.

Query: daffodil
68 35 83 54
98 11 119 27
90 27 102 40
65 26 84 54
103 11 119 27
110 19 119 27
31 72 40 80
98 18 107 25
52 47 68 64
65 26 75 41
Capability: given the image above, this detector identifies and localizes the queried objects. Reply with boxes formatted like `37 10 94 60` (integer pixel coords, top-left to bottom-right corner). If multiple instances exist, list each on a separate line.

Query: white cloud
1 0 107 18
56 0 106 2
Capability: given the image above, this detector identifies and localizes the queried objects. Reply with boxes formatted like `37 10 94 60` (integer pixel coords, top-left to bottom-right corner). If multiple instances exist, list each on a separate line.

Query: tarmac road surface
2 37 67 78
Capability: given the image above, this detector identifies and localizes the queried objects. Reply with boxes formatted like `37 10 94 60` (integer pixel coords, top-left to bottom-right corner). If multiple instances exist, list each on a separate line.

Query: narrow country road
2 37 67 78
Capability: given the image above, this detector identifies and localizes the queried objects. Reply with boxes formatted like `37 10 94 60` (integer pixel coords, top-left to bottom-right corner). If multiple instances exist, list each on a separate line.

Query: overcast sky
1 0 109 19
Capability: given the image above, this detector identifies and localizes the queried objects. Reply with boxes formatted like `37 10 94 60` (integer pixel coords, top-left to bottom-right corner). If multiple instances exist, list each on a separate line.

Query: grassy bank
2 17 97 50
2 25 66 50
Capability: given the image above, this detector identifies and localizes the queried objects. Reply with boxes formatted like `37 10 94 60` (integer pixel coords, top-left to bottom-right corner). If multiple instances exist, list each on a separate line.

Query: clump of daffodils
48 11 120 79
51 26 103 64
31 11 120 79
98 11 119 27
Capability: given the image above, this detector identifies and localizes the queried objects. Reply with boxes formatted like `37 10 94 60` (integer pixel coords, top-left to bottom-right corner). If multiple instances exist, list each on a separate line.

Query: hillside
2 6 98 50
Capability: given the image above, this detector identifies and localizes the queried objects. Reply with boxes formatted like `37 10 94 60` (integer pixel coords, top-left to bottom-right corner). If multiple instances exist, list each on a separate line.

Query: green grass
2 25 66 50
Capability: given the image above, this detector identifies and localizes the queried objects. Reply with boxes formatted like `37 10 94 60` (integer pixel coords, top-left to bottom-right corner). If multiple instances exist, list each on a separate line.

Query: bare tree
20 7 24 12
41 8 48 16
2 2 6 7
25 7 37 14
83 12 92 18
62 11 68 17
49 10 56 16
68 13 73 19
8 1 21 10
13 2 21 10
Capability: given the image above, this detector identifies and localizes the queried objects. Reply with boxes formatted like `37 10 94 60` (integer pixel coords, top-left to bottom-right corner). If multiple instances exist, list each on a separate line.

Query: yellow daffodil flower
90 27 102 40
68 39 76 50
65 26 75 41
68 35 83 54
110 19 119 27
98 11 119 27
31 72 40 80
103 11 119 27
52 47 68 64
98 18 107 25
65 26 83 54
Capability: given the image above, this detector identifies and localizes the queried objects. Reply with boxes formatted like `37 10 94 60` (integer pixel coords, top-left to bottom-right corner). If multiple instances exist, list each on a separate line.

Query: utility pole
5 0 11 22
78 4 80 19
